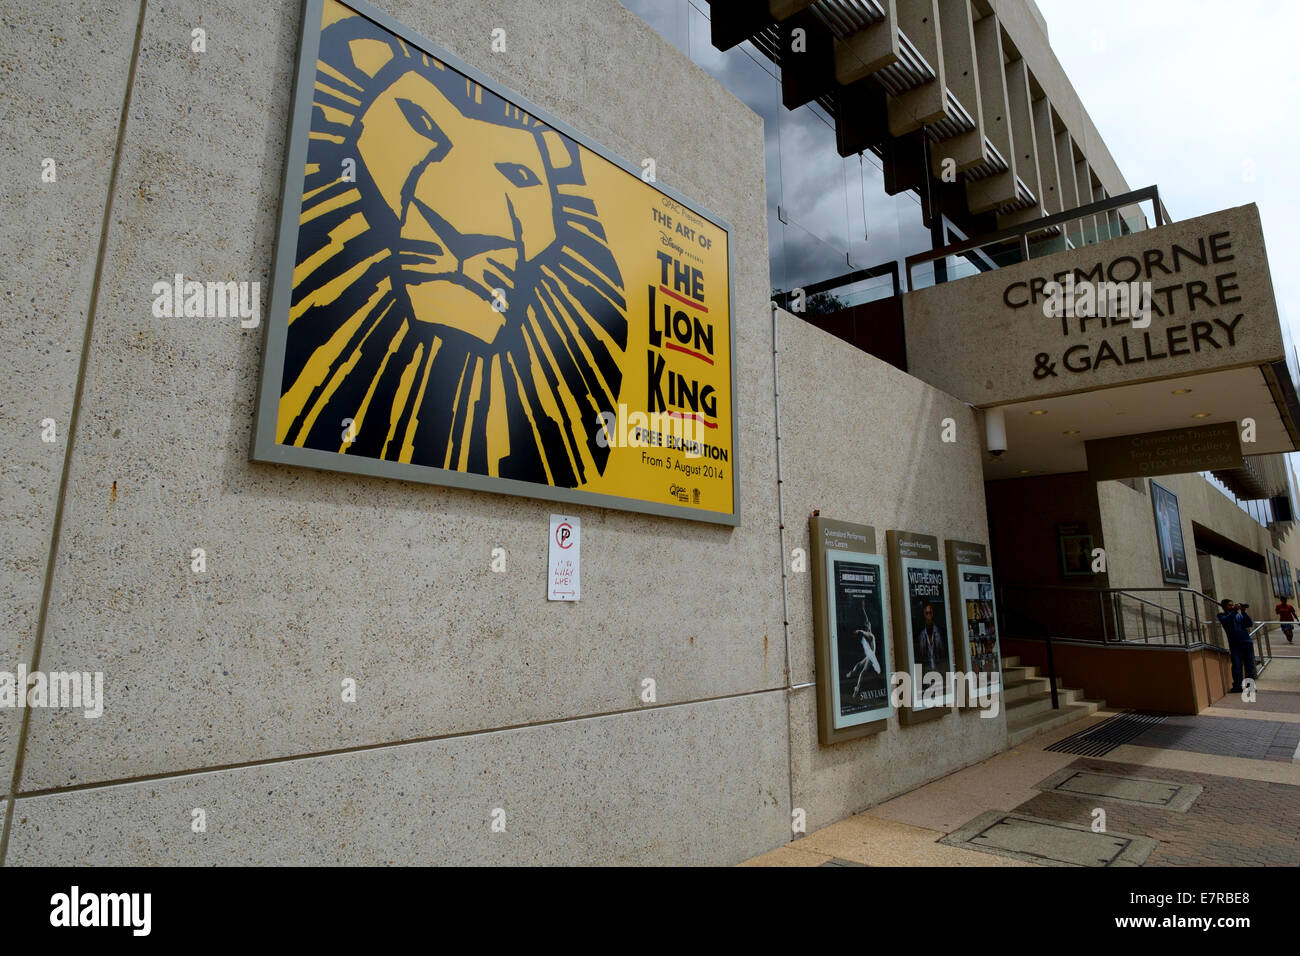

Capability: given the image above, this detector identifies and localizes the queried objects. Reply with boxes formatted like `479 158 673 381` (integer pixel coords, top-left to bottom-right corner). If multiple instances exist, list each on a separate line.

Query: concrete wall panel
776 311 1004 830
16 0 783 801
7 690 790 865
0 0 143 791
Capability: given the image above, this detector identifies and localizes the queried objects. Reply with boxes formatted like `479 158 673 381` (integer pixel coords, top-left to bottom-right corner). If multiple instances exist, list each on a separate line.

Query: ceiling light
1192 412 1211 418
1064 429 1080 435
1029 409 1047 416
1171 388 1192 395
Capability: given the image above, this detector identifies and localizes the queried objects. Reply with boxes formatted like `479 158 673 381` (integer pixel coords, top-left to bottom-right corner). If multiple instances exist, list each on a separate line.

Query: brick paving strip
1209 689 1300 716
1016 757 1300 866
1126 713 1300 762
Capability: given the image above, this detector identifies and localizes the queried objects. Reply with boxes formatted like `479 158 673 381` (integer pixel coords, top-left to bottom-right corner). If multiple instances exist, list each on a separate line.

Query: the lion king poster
253 0 736 523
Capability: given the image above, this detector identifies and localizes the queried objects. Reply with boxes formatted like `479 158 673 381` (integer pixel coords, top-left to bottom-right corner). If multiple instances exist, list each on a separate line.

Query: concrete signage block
905 204 1284 405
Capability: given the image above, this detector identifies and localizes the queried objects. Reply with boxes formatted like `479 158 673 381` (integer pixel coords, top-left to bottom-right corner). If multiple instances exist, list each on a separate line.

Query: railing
1246 622 1276 676
1103 587 1223 648
999 583 1273 672
904 184 1165 291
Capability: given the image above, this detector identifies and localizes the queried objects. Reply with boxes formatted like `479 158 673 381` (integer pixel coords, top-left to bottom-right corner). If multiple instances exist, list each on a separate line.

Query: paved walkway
743 648 1300 867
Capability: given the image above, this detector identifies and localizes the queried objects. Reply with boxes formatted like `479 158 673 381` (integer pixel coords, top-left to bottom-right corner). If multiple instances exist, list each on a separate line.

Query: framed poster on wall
810 517 892 744
945 540 1002 701
1150 481 1190 586
251 0 738 524
887 531 954 724
1056 522 1094 578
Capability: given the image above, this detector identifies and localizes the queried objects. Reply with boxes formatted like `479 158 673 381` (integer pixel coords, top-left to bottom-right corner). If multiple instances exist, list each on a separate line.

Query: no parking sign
548 515 581 601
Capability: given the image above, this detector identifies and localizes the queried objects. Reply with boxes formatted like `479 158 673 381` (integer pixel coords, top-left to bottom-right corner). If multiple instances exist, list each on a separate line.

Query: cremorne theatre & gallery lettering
1002 230 1247 379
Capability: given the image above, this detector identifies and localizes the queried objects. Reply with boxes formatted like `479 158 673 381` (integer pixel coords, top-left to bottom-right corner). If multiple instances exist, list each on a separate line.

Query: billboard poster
809 516 890 744
960 570 1001 689
1056 521 1094 578
1150 480 1190 585
253 0 737 524
905 563 952 696
826 551 892 727
887 531 955 719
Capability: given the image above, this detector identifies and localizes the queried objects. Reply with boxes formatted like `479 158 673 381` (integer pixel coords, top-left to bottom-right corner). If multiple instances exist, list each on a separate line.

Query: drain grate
1046 711 1167 757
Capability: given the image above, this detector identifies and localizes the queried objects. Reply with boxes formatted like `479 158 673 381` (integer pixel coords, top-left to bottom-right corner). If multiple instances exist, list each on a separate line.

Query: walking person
1275 596 1297 644
1217 599 1257 693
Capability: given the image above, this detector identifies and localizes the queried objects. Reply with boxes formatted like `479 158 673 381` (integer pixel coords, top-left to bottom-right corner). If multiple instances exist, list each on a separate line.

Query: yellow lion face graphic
278 4 628 488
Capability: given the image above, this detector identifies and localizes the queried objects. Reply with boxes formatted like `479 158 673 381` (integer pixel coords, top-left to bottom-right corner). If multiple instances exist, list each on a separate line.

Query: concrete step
1002 655 1020 669
1006 698 1105 748
1001 675 1061 703
1004 687 1090 721
1003 663 1058 683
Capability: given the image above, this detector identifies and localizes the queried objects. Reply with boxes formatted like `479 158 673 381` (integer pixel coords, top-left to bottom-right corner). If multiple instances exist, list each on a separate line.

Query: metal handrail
1246 621 1276 675
999 583 1225 647
1109 587 1224 643
904 184 1165 289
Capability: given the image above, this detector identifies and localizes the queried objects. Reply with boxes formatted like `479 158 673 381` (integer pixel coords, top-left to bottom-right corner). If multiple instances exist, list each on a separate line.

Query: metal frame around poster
1150 480 1190 586
250 0 740 526
887 530 954 725
945 539 1003 706
809 516 892 745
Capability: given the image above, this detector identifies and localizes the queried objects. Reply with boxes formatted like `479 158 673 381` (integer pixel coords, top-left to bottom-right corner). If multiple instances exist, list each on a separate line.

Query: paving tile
1034 768 1202 812
941 810 1157 866
800 812 1036 866
738 844 831 868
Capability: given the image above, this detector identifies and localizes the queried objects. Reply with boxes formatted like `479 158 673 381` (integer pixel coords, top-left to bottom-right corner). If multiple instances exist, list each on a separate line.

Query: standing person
1217 599 1257 693
1275 596 1297 644
916 603 943 674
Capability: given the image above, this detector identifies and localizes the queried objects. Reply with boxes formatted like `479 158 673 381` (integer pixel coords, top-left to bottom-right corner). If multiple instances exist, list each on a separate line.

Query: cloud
1035 0 1300 348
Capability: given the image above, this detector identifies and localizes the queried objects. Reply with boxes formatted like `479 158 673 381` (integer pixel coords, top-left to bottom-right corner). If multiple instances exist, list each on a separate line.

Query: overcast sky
1035 0 1300 350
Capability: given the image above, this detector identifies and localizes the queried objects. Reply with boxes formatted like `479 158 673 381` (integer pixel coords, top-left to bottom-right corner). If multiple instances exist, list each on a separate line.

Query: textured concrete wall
1207 556 1269 619
0 0 143 804
1096 477 1204 596
1 0 794 865
776 310 1005 832
905 205 1284 408
1097 472 1275 608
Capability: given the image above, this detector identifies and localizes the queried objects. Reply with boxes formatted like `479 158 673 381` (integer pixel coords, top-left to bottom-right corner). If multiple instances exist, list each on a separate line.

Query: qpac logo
555 522 575 549
668 484 689 503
